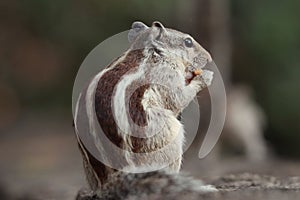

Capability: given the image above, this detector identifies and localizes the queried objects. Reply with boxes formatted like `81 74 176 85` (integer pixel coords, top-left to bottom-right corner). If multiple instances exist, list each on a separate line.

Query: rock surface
76 172 300 200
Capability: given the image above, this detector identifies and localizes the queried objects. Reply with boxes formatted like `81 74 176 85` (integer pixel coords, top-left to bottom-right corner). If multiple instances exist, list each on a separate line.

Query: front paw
191 69 214 90
201 70 214 86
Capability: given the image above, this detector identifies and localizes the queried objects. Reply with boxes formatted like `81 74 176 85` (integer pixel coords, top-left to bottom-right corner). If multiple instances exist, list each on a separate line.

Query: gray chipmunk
74 21 215 198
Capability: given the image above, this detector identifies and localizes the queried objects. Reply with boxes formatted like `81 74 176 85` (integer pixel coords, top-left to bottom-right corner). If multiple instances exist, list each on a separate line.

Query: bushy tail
76 170 217 200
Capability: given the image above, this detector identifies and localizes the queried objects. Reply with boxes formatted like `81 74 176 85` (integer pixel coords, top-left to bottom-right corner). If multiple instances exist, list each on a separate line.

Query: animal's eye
184 38 193 48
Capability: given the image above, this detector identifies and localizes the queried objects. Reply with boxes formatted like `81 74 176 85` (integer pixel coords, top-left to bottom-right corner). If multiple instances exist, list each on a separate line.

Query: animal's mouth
184 58 207 85
184 59 214 86
185 69 202 85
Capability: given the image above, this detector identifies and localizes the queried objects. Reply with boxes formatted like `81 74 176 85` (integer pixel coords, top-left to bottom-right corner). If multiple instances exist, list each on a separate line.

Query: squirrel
74 21 214 196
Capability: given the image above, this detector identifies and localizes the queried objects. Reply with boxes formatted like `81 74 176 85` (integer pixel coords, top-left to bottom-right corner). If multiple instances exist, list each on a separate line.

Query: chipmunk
74 21 214 192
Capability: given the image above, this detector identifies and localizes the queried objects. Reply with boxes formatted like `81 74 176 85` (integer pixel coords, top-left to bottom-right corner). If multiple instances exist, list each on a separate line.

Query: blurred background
0 0 299 199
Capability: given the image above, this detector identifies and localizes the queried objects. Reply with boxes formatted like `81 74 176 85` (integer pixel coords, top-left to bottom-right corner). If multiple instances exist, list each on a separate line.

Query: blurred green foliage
232 0 300 157
15 0 128 105
5 0 181 111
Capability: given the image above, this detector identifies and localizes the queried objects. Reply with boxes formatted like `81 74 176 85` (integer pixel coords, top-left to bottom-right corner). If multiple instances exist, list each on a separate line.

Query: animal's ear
151 21 166 40
128 21 149 43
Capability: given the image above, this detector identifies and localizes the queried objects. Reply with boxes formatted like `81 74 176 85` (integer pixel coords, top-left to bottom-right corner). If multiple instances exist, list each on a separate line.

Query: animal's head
128 21 212 75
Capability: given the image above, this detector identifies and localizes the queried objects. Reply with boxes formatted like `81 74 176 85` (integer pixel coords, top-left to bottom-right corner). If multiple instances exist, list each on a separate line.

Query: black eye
184 38 193 48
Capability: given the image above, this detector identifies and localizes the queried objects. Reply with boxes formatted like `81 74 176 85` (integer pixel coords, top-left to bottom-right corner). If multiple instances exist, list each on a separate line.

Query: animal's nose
205 51 213 63
196 44 212 63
